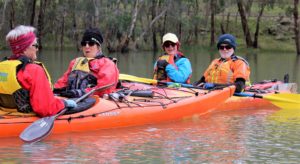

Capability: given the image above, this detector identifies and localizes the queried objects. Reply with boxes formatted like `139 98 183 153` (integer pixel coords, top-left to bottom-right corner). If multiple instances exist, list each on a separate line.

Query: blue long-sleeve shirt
154 56 192 83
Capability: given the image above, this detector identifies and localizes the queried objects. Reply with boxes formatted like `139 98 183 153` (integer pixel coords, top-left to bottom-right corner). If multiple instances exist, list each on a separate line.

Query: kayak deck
0 83 235 138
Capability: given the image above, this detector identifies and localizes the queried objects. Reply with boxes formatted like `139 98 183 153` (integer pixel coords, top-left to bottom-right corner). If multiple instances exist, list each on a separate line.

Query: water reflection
1 108 300 162
0 108 290 163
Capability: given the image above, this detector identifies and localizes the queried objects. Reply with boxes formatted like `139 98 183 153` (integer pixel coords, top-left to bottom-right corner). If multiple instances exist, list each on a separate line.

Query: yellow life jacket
67 57 97 90
0 60 23 94
72 57 94 72
0 59 52 111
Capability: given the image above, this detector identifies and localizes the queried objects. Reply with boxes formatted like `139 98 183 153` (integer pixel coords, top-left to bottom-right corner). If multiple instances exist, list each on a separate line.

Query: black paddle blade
19 116 55 143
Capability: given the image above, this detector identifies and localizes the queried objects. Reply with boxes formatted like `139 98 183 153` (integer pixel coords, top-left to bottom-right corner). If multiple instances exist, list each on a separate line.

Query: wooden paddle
19 83 114 143
119 74 300 109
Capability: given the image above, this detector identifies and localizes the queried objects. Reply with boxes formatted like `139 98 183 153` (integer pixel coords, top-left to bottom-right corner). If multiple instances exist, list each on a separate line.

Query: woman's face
23 38 39 60
163 41 178 56
81 41 100 58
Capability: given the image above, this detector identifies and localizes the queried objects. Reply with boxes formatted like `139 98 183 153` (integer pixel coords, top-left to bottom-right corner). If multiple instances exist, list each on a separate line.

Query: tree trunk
253 2 265 48
120 0 140 53
293 0 300 55
60 8 66 51
226 12 230 32
210 0 215 47
25 0 36 25
0 0 9 31
69 0 79 51
134 8 167 48
245 0 253 17
178 1 182 41
194 0 199 43
237 0 253 48
37 0 48 49
9 0 15 29
93 0 100 27
151 0 158 51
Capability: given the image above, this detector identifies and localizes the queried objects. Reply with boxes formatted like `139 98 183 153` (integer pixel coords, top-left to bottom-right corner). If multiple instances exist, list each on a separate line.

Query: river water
0 48 299 163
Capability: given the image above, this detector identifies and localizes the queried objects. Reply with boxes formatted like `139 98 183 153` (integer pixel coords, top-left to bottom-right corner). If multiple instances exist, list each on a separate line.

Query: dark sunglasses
219 45 232 50
81 41 97 47
32 43 39 48
163 42 176 48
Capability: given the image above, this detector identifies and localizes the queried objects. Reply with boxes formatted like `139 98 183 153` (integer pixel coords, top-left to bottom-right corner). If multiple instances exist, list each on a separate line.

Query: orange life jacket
203 55 250 84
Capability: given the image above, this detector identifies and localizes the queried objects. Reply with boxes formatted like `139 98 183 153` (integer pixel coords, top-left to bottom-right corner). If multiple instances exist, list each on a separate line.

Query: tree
0 0 10 31
293 0 300 55
237 0 253 48
253 1 267 48
37 0 49 49
210 0 216 47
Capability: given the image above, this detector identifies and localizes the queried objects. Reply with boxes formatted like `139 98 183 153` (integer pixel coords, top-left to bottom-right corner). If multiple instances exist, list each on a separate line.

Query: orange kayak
0 83 235 138
216 81 297 111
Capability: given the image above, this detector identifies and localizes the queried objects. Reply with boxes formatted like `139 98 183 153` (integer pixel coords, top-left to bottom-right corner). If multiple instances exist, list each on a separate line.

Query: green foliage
0 0 297 52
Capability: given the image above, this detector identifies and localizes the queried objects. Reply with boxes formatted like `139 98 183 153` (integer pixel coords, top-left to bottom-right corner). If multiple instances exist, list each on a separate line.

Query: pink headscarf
8 32 36 55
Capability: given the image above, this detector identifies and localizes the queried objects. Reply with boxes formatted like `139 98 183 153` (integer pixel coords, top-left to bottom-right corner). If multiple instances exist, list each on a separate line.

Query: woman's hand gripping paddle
19 83 114 143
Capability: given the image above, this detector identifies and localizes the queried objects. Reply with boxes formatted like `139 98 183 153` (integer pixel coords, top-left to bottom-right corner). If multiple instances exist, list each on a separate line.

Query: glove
203 83 215 89
157 60 169 69
234 78 246 93
193 76 206 86
64 99 77 108
60 89 85 98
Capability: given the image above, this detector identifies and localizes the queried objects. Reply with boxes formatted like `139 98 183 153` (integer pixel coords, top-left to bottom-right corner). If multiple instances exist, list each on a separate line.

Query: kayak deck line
0 82 235 138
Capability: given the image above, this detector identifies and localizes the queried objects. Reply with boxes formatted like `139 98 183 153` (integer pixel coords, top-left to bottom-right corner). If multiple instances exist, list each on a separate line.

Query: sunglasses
163 42 176 48
81 41 97 47
219 45 232 50
32 43 39 48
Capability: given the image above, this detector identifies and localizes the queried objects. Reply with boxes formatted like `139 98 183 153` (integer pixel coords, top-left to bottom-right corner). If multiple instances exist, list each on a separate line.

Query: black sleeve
234 78 246 93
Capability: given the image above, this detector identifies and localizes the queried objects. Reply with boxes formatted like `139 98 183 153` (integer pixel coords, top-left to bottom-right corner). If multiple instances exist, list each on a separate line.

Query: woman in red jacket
0 25 76 117
54 28 119 98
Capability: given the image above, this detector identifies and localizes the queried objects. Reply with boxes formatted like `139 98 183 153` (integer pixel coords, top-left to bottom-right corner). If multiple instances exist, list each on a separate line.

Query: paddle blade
264 93 300 110
119 74 157 84
19 116 55 143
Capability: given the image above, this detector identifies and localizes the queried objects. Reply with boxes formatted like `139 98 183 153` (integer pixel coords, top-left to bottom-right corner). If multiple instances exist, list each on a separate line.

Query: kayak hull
0 83 235 138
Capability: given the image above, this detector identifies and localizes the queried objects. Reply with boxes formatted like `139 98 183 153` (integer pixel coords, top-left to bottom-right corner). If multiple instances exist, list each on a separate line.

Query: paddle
119 73 300 109
234 92 300 110
19 83 114 143
119 73 196 88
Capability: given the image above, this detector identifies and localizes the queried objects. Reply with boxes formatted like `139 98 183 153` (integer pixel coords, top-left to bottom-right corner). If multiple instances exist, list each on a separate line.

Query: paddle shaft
119 73 231 89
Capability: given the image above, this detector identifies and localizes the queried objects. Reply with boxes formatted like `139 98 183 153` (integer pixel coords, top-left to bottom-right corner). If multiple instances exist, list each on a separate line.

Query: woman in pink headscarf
0 25 76 117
